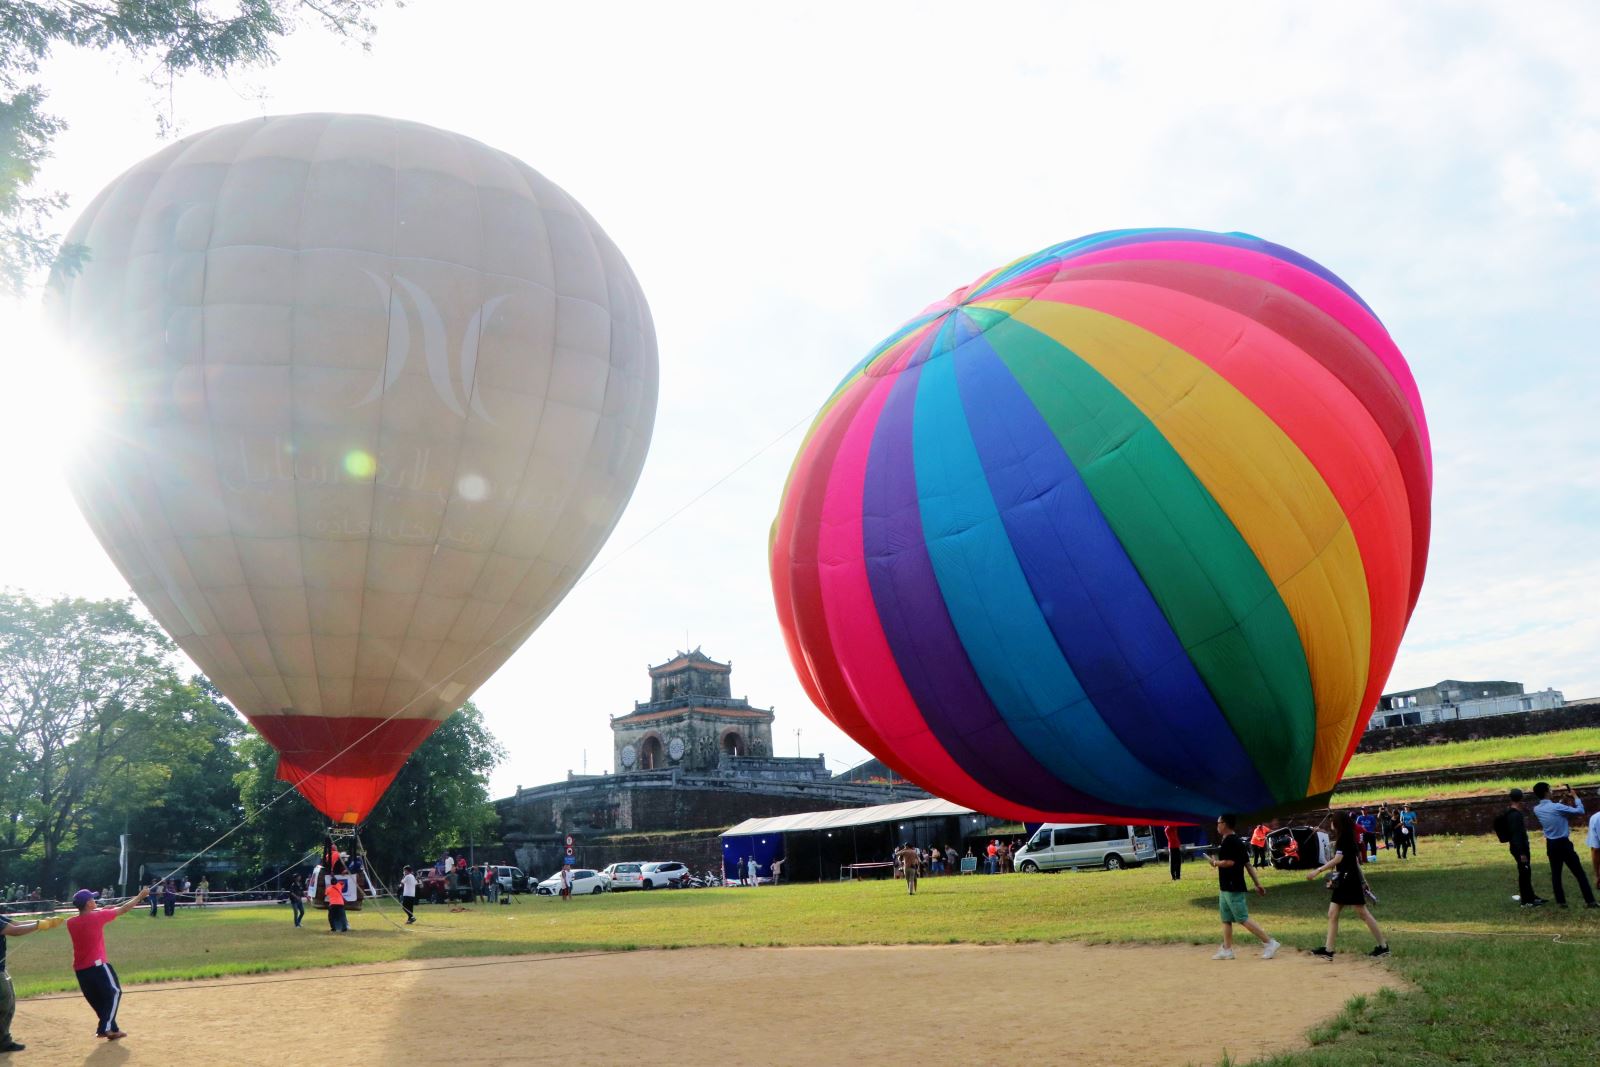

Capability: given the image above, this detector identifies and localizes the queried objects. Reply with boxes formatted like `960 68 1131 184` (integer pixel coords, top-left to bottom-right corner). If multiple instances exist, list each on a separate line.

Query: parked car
640 861 691 889
467 864 529 894
601 862 646 891
415 865 473 904
1013 823 1158 872
535 868 610 895
1269 826 1331 870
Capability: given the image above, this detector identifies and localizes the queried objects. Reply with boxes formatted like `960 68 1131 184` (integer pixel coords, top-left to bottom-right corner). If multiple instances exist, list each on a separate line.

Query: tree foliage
0 592 177 887
1 0 389 293
1 590 505 895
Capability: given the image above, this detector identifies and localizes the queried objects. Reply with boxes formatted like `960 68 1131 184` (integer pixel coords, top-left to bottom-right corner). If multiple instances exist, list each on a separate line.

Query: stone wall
1293 791 1559 839
1338 753 1600 794
1356 699 1600 753
498 773 916 838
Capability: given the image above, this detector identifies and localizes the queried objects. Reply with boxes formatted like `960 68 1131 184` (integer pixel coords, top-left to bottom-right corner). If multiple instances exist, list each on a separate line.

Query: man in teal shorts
1207 813 1279 960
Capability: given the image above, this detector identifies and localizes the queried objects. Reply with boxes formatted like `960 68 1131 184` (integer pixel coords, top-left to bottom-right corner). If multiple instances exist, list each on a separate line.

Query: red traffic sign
564 835 574 847
565 846 575 857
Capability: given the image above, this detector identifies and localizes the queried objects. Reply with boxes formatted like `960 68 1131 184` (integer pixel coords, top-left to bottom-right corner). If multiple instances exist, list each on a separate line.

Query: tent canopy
722 797 974 838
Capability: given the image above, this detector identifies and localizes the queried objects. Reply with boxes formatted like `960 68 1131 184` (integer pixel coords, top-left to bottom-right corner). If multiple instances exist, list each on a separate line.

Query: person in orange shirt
325 876 349 933
1283 835 1301 865
1250 823 1271 868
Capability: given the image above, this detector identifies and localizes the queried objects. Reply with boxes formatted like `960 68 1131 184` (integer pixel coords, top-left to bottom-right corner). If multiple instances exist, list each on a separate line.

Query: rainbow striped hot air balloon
771 229 1430 824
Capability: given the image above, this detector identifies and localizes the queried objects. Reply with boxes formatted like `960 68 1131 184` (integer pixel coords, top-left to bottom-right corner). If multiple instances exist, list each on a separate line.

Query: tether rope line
141 406 820 889
16 950 621 1002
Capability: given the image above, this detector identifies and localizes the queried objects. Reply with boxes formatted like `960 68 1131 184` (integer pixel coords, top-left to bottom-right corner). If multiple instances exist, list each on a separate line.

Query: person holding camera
1530 782 1596 908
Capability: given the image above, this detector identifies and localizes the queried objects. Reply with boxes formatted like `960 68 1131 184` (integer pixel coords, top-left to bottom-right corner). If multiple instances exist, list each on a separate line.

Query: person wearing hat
2 903 65 1053
66 885 151 1040
1502 788 1546 908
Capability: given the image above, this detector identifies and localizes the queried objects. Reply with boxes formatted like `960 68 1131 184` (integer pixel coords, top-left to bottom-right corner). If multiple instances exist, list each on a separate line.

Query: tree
1 0 389 293
0 591 178 890
360 701 505 877
56 677 247 891
235 702 505 885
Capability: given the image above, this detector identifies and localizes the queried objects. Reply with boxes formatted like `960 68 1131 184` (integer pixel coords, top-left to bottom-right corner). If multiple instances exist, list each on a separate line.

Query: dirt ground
14 942 1396 1066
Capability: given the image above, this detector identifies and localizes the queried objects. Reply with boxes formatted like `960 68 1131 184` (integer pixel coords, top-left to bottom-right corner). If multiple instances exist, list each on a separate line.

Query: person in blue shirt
1530 782 1597 908
1399 805 1419 854
1356 809 1379 861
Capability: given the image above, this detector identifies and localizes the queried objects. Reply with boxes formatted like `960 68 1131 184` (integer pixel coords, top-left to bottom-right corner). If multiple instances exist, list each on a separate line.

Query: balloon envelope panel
771 229 1429 824
54 114 657 822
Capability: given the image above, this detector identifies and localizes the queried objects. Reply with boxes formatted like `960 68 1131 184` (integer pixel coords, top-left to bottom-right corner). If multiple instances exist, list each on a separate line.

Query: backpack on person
1492 809 1513 843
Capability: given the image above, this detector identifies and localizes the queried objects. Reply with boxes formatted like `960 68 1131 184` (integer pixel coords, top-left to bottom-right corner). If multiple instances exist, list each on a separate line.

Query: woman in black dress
1306 812 1389 959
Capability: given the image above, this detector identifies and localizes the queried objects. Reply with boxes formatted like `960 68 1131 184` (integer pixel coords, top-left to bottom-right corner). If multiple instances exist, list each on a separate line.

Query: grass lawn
1343 727 1600 778
8 834 1600 1064
1334 774 1600 808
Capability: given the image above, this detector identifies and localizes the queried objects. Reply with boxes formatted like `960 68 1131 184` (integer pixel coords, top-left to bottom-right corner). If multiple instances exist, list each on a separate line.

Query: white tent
722 797 975 838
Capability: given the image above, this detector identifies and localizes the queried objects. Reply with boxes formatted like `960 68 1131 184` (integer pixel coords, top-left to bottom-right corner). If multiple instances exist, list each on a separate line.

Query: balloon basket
311 825 372 911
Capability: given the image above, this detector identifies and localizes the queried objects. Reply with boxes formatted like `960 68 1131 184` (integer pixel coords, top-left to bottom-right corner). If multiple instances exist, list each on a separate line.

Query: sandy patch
14 942 1397 1066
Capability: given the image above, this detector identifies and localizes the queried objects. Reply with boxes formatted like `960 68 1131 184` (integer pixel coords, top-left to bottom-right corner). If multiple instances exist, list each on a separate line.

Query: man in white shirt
400 866 418 925
1587 807 1600 890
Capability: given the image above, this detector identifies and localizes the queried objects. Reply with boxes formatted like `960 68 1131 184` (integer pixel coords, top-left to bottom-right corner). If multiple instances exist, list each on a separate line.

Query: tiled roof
648 648 731 676
612 704 773 726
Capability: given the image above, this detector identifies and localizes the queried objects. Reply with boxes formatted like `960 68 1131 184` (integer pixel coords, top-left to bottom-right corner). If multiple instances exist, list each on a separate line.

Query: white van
1014 823 1157 872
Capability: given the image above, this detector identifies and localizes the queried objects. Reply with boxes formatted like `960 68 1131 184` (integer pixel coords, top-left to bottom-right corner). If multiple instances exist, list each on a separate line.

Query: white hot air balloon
50 114 657 823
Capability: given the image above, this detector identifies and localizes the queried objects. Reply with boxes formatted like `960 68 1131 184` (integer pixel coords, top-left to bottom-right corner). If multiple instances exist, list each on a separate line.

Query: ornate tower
611 649 775 773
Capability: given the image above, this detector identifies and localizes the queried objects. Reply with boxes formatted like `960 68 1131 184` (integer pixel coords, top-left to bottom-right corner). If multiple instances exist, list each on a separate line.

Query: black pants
1 967 15 1044
74 962 122 1036
1169 849 1182 880
289 897 304 926
163 899 174 917
1545 838 1596 906
1513 851 1537 903
1251 844 1267 867
1395 834 1411 859
328 904 347 931
1405 824 1418 852
402 895 416 921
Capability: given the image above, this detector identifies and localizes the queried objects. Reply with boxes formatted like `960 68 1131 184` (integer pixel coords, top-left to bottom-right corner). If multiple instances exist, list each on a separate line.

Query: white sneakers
1213 940 1279 961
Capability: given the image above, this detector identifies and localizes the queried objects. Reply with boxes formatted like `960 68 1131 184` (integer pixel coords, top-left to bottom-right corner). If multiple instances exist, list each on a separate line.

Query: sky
1 2 1597 800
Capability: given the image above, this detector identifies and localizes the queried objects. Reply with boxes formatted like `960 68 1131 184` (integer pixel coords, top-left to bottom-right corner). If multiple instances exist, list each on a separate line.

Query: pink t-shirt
67 908 118 970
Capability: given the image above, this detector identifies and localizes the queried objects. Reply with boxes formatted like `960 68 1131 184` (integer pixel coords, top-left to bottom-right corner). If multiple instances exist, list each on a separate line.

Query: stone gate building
496 648 923 875
611 649 775 772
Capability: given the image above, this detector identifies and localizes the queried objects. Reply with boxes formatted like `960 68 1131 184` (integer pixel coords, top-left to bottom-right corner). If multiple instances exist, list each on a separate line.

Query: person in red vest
1250 823 1271 868
1165 824 1184 880
325 876 349 933
67 886 151 1040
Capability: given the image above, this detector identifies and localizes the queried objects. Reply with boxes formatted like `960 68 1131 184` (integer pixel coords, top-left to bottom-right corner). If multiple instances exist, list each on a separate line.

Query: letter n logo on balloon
358 271 507 423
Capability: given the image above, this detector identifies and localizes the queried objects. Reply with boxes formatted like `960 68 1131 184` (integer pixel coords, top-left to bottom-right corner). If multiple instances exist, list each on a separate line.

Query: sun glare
0 298 102 473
